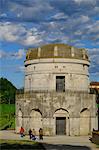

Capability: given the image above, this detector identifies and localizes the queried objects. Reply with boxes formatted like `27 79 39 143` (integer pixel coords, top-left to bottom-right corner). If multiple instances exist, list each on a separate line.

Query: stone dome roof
26 43 89 61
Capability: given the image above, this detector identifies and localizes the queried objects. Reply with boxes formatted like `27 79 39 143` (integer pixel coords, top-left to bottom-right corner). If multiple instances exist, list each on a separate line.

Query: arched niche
30 109 42 135
80 108 90 135
53 108 70 135
54 108 69 117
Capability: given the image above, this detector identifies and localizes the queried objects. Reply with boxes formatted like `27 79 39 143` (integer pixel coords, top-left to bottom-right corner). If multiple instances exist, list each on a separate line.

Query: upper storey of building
25 43 89 61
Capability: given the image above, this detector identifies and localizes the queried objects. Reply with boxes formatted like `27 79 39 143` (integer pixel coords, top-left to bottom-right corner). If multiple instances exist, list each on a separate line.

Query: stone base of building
16 91 97 136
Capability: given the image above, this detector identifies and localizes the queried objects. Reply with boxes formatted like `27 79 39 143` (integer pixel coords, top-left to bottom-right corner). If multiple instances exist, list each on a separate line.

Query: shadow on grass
0 143 91 150
42 143 91 150
0 142 45 150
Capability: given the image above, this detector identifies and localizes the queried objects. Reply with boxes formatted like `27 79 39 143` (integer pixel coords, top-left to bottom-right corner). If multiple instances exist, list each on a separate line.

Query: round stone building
16 43 97 136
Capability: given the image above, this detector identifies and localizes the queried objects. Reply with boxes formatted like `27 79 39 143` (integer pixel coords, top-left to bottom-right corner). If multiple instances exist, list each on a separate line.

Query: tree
0 77 17 104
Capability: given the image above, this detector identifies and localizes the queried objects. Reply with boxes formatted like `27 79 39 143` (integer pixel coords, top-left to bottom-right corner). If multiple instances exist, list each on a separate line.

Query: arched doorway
30 109 42 135
53 108 69 135
80 108 90 135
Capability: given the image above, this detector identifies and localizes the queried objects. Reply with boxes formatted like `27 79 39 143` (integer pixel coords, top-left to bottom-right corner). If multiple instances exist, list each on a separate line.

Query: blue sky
0 0 99 89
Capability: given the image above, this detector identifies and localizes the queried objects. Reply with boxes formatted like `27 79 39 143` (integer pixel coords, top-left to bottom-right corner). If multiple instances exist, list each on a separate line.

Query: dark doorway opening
56 76 65 92
56 117 66 135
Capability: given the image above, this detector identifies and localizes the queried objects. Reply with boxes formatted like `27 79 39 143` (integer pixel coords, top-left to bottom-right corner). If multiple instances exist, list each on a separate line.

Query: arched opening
80 108 90 135
53 108 69 135
30 109 42 135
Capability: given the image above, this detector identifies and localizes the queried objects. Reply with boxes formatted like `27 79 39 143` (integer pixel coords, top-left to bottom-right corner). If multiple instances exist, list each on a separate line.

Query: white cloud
23 35 42 46
0 50 7 58
0 22 26 42
88 48 99 66
88 48 99 81
0 13 7 17
70 15 90 25
73 0 96 4
0 1 98 48
16 66 25 73
87 20 99 33
0 49 25 59
90 72 99 76
73 42 85 47
81 15 90 23
17 49 25 59
52 12 68 20
94 6 99 12
22 29 43 46
17 12 22 18
13 49 25 59
0 22 43 46
6 0 53 22
74 31 82 35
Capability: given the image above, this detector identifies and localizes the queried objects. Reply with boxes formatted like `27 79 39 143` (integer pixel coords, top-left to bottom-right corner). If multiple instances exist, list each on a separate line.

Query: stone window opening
56 76 65 92
55 66 58 68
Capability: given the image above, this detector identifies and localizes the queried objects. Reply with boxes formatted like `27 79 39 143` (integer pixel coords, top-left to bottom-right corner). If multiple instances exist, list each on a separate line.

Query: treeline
0 78 17 104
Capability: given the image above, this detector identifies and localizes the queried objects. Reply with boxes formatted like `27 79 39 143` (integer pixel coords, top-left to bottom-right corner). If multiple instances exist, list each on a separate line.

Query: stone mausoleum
16 43 97 136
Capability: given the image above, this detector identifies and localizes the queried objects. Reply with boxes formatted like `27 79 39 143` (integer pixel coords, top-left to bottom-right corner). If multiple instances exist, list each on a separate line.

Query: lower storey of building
16 91 97 136
16 111 97 136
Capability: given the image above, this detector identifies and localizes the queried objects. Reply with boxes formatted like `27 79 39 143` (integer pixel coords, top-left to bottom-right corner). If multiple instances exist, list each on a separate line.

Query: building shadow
0 142 45 150
43 143 91 150
0 142 92 150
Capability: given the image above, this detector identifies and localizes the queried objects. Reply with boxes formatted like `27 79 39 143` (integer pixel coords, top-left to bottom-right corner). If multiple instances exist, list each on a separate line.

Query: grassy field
0 139 45 150
0 104 15 130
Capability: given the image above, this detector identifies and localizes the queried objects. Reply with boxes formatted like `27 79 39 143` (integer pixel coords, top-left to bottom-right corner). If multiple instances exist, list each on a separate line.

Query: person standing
19 126 24 137
28 129 32 139
32 129 36 136
39 128 43 140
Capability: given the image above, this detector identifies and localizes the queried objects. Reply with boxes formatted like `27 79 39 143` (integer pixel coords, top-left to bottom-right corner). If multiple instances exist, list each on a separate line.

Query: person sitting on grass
31 134 36 141
32 129 36 140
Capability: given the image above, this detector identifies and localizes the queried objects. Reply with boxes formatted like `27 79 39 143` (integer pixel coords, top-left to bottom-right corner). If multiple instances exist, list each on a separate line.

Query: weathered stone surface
16 44 97 136
16 92 97 135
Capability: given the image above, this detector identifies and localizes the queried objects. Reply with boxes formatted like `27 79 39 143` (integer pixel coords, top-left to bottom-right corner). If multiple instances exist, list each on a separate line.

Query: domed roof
26 43 89 61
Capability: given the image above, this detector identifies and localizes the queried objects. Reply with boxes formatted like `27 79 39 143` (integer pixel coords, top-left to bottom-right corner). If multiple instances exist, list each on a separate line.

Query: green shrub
0 104 15 130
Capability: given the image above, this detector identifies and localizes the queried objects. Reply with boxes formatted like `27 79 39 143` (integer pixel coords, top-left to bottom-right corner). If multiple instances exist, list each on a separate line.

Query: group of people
19 127 43 140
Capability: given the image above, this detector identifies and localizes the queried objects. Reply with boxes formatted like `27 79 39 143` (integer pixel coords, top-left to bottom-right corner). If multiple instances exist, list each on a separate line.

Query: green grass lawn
0 104 15 130
0 139 45 150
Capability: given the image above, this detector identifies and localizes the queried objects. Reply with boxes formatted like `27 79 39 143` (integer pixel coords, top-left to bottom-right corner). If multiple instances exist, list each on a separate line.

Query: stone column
71 47 75 57
38 47 41 57
54 46 58 57
82 49 86 59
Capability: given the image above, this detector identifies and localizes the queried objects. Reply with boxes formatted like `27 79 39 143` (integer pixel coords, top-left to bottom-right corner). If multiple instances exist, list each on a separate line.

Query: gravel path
0 130 98 150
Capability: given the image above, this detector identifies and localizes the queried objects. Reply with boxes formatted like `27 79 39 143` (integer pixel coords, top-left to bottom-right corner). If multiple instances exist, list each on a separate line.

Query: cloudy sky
0 0 99 88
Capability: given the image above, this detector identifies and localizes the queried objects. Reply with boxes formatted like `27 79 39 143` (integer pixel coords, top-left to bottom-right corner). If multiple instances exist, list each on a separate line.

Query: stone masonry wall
16 91 97 136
